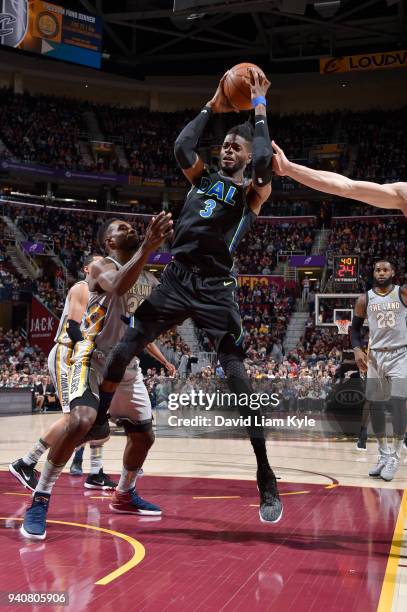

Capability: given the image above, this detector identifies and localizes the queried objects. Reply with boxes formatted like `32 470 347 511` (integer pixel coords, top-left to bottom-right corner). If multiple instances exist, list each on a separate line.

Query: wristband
252 96 267 108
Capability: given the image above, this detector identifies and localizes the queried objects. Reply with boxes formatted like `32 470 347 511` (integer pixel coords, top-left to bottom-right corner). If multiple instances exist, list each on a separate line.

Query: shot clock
333 256 359 284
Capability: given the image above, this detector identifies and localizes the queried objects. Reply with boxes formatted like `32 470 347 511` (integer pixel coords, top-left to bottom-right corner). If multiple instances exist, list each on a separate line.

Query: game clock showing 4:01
334 256 359 283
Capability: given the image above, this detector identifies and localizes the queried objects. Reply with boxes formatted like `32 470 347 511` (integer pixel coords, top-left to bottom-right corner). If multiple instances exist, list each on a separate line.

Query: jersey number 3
200 198 216 218
377 311 396 328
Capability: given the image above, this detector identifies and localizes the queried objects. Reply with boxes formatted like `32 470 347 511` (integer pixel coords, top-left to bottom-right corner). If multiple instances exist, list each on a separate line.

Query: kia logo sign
335 389 365 405
305 257 311 264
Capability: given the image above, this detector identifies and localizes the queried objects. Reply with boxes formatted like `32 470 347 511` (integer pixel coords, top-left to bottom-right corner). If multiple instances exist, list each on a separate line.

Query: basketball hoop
336 319 351 335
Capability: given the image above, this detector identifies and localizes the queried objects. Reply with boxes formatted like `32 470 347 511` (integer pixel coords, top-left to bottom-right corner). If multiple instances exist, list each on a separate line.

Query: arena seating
0 88 405 183
0 89 88 170
0 329 48 388
327 217 407 286
235 221 315 274
1 90 405 388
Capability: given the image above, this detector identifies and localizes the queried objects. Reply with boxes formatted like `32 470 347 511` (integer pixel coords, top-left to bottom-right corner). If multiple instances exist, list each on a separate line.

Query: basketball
223 63 267 110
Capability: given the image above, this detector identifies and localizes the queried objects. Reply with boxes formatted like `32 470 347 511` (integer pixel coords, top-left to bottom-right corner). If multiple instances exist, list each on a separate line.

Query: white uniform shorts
366 346 407 401
69 340 152 429
48 343 73 413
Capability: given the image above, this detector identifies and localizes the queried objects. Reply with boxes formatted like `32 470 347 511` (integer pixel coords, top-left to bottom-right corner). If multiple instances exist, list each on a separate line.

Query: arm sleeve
66 319 83 347
174 106 212 169
350 315 364 349
252 113 272 187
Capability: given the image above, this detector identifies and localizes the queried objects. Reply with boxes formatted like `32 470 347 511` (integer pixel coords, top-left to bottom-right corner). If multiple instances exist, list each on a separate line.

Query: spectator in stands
302 277 310 302
33 375 46 412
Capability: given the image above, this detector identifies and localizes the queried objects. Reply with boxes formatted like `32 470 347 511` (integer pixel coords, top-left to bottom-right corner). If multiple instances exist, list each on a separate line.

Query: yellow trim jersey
82 257 159 355
54 280 88 347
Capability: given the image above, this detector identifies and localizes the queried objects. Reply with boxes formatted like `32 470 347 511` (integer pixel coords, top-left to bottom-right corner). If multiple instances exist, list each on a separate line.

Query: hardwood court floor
1 413 406 612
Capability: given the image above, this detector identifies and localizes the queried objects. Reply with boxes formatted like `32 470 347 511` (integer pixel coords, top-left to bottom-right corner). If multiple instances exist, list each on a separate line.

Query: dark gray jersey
82 257 158 355
367 286 407 350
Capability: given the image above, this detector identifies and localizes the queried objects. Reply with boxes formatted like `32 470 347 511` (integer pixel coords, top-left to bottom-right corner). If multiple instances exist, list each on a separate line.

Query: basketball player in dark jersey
94 69 282 523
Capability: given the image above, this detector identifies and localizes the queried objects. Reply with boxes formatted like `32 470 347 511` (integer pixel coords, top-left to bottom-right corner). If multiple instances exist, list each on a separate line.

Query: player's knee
68 406 96 438
218 351 247 379
218 334 246 378
144 429 155 449
134 428 155 450
127 427 154 448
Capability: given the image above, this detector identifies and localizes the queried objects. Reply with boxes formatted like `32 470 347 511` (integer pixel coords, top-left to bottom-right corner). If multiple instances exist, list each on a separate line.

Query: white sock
393 438 403 457
89 445 103 475
22 438 49 466
377 438 389 453
35 459 65 495
117 467 139 493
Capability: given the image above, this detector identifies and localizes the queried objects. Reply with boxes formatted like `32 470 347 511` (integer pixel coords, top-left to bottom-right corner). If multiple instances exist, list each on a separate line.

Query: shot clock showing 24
333 256 359 284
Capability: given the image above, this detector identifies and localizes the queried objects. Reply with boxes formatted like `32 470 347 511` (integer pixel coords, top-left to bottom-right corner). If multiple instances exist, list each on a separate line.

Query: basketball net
336 319 351 335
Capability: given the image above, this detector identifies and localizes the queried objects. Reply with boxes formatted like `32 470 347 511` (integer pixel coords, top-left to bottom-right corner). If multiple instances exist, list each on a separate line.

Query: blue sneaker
109 488 162 515
20 493 50 540
70 460 83 476
257 468 283 524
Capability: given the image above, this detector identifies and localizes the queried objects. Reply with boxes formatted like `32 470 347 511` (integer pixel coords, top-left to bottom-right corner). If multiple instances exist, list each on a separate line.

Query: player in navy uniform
98 69 281 523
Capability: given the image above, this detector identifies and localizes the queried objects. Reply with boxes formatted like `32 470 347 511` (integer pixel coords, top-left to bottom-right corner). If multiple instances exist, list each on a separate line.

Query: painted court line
0 517 145 585
193 496 241 500
377 489 407 612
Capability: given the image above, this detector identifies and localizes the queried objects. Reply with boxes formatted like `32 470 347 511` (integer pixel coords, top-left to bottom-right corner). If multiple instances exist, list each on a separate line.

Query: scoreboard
333 255 359 284
0 1 102 69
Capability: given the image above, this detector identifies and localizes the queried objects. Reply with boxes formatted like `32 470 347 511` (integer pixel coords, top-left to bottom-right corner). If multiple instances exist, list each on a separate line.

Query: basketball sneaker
403 435 407 451
380 453 400 482
84 469 118 490
20 492 50 540
257 468 283 524
9 459 39 492
70 460 83 476
369 449 391 477
109 488 162 515
356 439 367 451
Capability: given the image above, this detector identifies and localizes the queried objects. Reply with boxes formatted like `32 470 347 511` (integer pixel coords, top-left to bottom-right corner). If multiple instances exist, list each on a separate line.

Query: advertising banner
28 295 58 353
0 0 102 68
238 275 285 291
289 255 326 267
320 50 407 75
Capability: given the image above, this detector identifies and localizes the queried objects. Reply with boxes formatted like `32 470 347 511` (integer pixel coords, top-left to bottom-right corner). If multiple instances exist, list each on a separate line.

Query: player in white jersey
271 141 407 215
20 212 174 540
9 255 117 491
351 261 407 481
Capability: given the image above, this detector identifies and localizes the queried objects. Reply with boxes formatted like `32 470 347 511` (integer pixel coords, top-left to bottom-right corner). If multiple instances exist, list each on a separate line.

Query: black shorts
130 260 243 352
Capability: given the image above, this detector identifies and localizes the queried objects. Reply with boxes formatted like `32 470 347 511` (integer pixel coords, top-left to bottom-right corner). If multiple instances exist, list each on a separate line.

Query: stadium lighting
314 1 341 18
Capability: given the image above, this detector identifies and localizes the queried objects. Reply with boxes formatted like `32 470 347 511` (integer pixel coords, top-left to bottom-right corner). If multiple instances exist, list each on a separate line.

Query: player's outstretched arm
146 342 177 377
351 294 368 374
174 73 238 185
245 68 272 215
89 212 173 296
65 281 89 346
400 286 407 306
272 141 407 213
